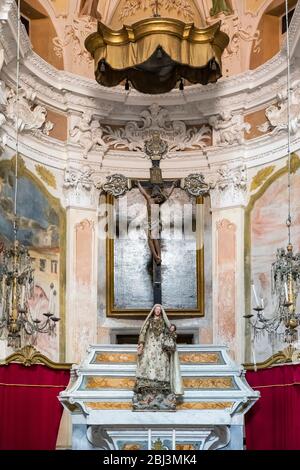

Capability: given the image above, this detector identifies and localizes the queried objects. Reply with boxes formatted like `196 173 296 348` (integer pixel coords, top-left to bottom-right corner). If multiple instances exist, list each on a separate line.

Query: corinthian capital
63 165 103 209
210 165 248 209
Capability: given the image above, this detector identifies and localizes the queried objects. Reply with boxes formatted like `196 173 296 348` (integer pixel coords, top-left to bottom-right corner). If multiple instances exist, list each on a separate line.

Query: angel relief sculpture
132 304 183 411
70 111 108 162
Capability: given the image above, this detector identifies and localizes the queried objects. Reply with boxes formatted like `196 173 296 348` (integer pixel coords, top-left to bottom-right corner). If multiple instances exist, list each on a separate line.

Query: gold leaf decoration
0 345 71 370
290 153 300 173
35 164 57 189
10 155 26 176
250 166 275 192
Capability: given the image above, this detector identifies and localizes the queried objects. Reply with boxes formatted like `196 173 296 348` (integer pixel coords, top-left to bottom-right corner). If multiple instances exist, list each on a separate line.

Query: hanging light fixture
0 1 60 350
85 1 229 94
246 0 300 347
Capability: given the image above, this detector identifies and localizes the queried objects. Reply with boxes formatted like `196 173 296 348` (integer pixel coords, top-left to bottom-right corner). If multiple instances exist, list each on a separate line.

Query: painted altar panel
0 158 65 361
250 165 300 361
108 188 204 317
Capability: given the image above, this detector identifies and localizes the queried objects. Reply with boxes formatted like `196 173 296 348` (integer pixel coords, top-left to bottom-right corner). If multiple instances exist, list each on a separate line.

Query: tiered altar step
60 345 258 450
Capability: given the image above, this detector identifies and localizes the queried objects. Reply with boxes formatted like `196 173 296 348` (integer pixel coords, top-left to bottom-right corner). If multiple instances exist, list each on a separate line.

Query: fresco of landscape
0 161 62 360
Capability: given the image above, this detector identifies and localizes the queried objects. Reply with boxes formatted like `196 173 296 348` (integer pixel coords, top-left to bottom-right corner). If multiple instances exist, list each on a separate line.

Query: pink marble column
75 219 93 286
70 219 96 362
216 219 237 356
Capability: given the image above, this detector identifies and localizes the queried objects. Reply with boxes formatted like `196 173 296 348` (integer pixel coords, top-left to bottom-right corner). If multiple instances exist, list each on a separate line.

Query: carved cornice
1 109 300 175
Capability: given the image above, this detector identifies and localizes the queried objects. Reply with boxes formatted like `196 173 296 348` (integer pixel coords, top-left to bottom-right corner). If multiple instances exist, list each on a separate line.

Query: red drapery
245 364 300 450
0 363 70 450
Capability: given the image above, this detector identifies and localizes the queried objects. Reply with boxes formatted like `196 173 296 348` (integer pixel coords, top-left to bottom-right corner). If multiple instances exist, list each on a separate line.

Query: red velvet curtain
0 363 70 450
245 364 300 450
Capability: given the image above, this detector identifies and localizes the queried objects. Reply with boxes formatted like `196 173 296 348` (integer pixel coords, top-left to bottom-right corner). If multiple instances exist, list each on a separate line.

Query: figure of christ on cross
137 180 177 265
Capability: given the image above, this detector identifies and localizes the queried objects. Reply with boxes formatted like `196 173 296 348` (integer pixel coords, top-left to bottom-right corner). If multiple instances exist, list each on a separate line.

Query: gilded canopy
85 17 229 94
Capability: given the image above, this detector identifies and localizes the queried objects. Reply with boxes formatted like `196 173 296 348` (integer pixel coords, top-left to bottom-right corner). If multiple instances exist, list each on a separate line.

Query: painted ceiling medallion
85 17 229 94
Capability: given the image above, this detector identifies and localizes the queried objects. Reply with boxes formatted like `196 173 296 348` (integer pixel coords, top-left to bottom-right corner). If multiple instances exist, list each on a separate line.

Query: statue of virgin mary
132 304 183 411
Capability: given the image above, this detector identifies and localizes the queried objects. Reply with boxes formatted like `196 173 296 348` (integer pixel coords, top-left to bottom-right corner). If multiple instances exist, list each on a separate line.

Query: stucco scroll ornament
53 16 95 65
207 8 260 58
70 111 108 163
120 0 194 21
209 112 251 146
183 174 210 197
223 18 260 58
5 87 53 135
258 80 300 135
103 104 211 153
86 426 114 450
203 426 230 450
102 174 129 198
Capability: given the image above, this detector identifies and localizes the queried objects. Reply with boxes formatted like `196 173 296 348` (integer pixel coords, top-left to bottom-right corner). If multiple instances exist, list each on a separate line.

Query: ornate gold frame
0 157 66 361
105 193 205 318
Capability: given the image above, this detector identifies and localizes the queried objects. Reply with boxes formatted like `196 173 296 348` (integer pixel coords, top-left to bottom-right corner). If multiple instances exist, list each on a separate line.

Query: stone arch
249 0 297 70
20 0 64 70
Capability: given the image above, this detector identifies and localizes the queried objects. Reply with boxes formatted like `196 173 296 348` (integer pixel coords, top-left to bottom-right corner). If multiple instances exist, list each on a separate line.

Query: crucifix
137 131 177 304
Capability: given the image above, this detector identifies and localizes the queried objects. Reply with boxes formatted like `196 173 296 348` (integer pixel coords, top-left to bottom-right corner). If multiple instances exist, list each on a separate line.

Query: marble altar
59 344 259 450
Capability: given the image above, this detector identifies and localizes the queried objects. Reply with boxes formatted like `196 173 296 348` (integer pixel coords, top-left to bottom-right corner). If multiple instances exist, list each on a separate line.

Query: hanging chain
13 0 21 241
285 0 292 244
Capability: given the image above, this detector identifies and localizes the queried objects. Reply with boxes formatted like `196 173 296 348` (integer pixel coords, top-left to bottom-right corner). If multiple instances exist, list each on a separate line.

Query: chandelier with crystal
0 1 60 350
247 242 300 346
0 241 60 349
245 0 300 347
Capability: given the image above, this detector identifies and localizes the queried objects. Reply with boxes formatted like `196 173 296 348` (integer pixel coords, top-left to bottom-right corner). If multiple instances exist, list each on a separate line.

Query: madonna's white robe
136 304 184 396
